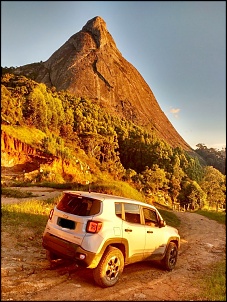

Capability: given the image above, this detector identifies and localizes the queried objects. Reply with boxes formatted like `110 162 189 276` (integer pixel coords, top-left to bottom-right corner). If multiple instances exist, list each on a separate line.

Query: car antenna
89 182 91 193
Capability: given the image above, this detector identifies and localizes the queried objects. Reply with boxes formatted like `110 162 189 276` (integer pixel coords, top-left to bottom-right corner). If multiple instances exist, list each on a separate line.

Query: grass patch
196 259 226 301
6 180 146 201
1 188 63 254
89 180 146 202
1 198 57 240
153 202 181 228
1 124 46 147
1 199 55 215
7 181 77 189
2 209 48 249
2 208 48 233
196 209 226 225
1 187 38 198
157 208 181 228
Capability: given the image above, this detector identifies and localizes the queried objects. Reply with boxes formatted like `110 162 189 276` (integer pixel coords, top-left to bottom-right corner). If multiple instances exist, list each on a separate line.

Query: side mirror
159 220 166 228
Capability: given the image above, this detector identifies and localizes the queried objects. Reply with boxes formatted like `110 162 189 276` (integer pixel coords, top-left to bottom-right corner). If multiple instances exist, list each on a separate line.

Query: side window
143 208 159 227
124 203 141 224
115 202 122 218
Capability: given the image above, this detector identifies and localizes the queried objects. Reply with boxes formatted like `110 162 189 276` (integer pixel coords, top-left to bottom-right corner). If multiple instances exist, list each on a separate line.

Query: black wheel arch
98 238 129 263
161 237 179 260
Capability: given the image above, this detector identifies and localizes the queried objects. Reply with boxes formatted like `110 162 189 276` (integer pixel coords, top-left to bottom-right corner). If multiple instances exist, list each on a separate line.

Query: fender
160 236 180 260
87 237 130 268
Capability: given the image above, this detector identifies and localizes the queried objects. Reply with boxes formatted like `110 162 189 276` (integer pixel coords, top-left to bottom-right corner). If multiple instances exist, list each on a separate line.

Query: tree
140 165 169 194
168 175 181 204
184 155 204 182
195 143 226 175
187 181 206 210
1 85 23 125
123 168 137 182
25 86 47 130
200 166 226 210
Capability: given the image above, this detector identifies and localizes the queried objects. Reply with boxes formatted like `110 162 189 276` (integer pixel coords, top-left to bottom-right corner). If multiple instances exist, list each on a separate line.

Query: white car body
42 191 180 287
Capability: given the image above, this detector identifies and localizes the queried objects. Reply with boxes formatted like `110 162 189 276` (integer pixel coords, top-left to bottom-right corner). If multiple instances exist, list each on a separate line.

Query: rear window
57 193 101 216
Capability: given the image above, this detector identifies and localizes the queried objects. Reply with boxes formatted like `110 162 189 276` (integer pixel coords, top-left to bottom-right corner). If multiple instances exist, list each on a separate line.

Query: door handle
147 230 153 233
125 229 132 232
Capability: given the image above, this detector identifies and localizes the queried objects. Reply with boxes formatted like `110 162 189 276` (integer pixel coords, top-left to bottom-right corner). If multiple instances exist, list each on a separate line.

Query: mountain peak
82 16 106 32
12 16 192 151
82 16 115 49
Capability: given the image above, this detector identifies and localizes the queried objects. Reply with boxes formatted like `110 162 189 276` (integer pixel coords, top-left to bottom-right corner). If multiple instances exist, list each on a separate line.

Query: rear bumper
42 232 101 268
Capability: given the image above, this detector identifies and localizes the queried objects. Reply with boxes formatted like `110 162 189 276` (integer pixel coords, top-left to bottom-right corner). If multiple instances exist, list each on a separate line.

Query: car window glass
115 202 122 218
57 193 101 216
143 208 158 226
124 203 141 224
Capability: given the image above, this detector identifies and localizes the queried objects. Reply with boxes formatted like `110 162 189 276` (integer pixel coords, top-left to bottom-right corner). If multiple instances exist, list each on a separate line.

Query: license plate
57 217 76 229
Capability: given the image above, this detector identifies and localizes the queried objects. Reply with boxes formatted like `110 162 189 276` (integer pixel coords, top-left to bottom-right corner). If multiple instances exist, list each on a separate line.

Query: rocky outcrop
1 131 93 184
2 131 37 157
13 16 192 151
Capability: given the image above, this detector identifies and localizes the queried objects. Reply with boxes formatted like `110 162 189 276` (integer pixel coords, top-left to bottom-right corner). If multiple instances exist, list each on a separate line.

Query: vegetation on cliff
1 73 226 211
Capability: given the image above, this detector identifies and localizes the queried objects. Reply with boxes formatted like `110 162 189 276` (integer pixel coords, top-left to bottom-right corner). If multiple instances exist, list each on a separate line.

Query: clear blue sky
1 1 226 150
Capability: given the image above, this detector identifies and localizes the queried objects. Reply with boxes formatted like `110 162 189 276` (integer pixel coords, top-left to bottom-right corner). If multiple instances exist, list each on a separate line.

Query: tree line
1 72 226 211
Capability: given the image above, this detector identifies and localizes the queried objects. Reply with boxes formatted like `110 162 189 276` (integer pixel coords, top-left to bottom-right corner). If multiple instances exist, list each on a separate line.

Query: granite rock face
14 16 192 150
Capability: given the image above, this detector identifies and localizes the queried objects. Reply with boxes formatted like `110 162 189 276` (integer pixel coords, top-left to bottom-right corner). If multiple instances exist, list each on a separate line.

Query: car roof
63 190 156 209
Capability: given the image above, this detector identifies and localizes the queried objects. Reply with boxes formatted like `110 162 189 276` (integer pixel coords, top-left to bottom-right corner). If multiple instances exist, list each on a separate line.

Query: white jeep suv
42 191 180 287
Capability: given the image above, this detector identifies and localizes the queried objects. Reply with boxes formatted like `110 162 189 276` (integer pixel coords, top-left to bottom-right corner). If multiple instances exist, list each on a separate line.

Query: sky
1 1 226 150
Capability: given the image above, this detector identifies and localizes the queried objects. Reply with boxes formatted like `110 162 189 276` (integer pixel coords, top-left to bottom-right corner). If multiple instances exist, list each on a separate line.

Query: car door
142 207 166 258
120 203 146 261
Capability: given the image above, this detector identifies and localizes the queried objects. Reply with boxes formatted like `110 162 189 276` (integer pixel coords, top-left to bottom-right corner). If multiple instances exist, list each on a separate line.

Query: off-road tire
161 242 178 271
93 246 124 287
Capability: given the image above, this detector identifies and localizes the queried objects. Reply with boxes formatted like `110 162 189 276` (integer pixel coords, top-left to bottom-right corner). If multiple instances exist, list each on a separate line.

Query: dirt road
1 187 226 301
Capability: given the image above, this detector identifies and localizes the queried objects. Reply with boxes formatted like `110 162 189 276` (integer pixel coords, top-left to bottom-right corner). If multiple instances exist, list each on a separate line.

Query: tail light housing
49 208 54 220
86 220 102 233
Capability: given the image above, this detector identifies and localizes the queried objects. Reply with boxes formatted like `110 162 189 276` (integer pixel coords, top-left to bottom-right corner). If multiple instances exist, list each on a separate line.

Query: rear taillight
49 209 54 220
86 220 102 233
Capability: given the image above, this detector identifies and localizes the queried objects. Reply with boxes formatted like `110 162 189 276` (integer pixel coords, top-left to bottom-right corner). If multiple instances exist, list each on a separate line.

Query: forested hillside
195 144 226 175
1 73 226 211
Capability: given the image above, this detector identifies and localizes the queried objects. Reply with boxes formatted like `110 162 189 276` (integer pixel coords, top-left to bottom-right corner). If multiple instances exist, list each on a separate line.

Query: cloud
170 108 180 118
